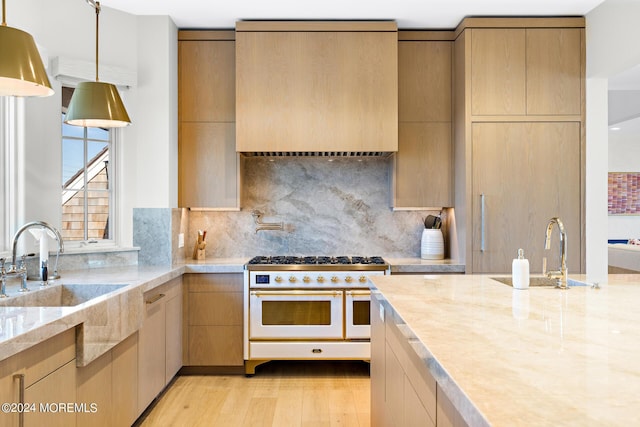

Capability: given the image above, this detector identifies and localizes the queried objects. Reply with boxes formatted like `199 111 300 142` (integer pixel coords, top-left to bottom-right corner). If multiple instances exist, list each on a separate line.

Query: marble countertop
385 258 465 273
369 273 640 426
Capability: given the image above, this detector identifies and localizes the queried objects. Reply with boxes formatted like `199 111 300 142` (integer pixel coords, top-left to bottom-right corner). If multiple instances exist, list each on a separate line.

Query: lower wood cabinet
75 331 139 427
138 277 183 414
0 328 76 427
183 273 244 367
371 296 467 427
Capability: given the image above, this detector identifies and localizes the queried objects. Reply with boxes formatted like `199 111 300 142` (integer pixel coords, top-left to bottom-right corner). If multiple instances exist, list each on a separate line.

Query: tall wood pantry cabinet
178 31 241 209
453 18 585 274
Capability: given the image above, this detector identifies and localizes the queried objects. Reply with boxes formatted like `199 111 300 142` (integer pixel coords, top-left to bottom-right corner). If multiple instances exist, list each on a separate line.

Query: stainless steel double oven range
244 255 389 375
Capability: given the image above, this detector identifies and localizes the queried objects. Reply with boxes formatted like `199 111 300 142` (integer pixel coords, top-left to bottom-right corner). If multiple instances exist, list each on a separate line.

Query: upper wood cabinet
236 21 398 153
179 38 235 122
399 41 452 122
470 26 583 117
178 31 241 209
392 37 453 209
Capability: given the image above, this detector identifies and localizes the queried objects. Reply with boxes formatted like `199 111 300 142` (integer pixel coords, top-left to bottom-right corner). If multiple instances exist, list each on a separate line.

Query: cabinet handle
13 373 24 427
145 293 165 304
480 193 486 252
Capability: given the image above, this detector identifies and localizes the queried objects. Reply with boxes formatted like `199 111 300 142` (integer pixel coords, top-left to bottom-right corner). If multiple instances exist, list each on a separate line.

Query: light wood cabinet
24 360 76 427
178 31 241 209
469 26 583 117
471 122 581 273
76 351 111 427
138 277 183 413
0 328 76 427
183 273 244 367
393 37 453 209
111 332 138 426
454 18 586 274
436 383 468 427
236 21 398 153
370 296 438 427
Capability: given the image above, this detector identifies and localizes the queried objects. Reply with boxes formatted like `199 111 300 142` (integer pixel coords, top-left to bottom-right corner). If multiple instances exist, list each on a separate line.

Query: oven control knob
345 276 353 283
317 276 325 283
331 276 339 283
359 275 367 283
274 276 283 283
289 276 297 283
303 276 311 283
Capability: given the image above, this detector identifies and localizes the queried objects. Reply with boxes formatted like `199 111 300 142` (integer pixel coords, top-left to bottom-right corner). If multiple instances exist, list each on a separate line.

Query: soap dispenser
512 248 530 290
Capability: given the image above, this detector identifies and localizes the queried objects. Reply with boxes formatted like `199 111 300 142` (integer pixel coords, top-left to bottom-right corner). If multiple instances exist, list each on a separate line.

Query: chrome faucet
543 217 568 289
6 221 65 290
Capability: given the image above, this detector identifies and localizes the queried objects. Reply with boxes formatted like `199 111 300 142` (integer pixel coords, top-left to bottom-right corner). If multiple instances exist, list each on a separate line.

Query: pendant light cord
94 1 101 82
2 0 7 26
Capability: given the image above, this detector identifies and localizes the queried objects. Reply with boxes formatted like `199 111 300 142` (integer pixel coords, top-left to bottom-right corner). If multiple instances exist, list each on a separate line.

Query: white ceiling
102 0 606 29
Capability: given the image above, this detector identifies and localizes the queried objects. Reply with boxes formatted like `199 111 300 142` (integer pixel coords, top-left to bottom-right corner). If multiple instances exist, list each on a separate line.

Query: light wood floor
139 361 371 427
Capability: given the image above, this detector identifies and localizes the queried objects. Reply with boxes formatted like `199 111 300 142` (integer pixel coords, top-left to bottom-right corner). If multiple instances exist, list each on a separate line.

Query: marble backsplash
187 157 449 259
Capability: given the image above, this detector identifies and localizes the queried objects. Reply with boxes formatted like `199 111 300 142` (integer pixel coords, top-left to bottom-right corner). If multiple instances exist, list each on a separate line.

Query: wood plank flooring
138 361 371 427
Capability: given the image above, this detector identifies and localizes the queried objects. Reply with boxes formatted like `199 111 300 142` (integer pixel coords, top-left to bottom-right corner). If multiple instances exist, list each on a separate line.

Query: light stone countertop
0 261 250 366
385 258 465 273
369 273 640 427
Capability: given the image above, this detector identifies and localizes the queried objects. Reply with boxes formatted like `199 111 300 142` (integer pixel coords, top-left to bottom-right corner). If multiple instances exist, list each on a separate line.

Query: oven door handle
345 290 371 297
250 290 342 297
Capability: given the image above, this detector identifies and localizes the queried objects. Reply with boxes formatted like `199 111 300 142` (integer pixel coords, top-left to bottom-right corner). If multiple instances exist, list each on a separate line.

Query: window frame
61 87 119 250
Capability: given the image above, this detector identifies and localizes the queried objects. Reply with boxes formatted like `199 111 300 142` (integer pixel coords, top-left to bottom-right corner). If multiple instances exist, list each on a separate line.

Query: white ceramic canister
421 229 444 260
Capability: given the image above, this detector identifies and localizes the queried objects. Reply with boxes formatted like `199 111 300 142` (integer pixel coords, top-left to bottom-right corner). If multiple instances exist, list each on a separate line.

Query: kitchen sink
0 284 127 307
491 276 590 288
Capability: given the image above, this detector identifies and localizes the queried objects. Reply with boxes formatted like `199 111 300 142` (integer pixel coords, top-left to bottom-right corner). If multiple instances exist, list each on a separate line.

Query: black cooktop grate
247 255 386 265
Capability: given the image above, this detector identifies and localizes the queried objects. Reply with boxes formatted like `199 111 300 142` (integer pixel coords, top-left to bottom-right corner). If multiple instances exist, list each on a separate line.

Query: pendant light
0 0 54 97
65 0 131 128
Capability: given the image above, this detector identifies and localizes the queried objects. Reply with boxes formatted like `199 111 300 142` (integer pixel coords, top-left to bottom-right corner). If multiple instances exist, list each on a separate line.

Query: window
61 87 114 243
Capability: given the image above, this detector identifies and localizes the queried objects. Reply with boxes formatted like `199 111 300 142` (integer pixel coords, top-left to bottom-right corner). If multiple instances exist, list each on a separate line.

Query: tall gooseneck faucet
543 217 568 289
11 221 64 280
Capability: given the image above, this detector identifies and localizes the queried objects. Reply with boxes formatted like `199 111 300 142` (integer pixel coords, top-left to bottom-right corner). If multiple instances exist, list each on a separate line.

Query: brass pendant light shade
0 1 54 97
64 81 131 128
64 0 131 128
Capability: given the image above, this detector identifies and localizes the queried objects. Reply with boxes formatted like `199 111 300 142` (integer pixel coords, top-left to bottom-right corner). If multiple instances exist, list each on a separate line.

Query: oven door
249 290 344 339
345 290 371 339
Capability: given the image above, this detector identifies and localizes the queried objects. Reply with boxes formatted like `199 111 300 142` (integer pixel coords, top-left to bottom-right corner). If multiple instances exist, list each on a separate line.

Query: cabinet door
370 298 385 427
471 29 526 116
165 288 183 383
471 122 581 273
138 291 166 413
526 28 582 115
24 360 76 427
179 122 239 208
394 122 452 208
76 351 112 427
112 332 138 426
399 41 451 122
179 40 235 122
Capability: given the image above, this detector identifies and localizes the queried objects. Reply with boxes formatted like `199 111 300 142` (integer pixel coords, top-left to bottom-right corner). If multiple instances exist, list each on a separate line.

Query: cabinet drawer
23 328 76 388
185 273 243 293
188 292 243 325
188 326 243 366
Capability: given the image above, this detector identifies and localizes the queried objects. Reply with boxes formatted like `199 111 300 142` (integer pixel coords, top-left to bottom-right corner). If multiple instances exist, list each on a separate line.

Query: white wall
608 130 640 239
586 0 640 282
5 0 177 248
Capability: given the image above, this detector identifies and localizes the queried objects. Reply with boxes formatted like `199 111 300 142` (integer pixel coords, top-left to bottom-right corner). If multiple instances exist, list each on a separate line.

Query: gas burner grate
247 255 387 265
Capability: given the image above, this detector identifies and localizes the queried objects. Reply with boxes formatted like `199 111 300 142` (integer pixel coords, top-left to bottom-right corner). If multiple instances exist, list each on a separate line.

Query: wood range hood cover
235 21 398 156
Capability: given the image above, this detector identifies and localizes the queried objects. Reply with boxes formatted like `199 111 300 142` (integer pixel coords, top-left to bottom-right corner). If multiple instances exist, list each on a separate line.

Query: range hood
235 21 398 156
